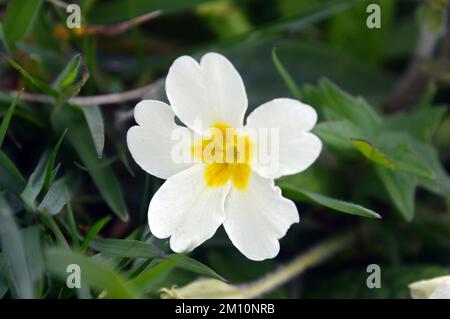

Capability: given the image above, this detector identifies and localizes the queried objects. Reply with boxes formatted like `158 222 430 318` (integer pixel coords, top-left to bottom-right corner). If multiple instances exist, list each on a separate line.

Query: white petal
166 52 247 133
245 98 322 179
127 100 195 179
429 281 450 299
223 172 299 261
148 164 230 253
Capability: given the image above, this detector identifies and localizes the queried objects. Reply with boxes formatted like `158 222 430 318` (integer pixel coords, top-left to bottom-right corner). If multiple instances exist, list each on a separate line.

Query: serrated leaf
352 139 395 169
383 144 434 179
383 106 447 142
303 79 381 135
375 166 417 221
278 183 381 219
313 120 366 151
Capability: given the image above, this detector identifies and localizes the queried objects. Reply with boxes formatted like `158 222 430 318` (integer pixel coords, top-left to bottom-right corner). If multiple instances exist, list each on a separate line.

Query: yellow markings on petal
204 163 232 187
192 123 253 190
231 163 251 189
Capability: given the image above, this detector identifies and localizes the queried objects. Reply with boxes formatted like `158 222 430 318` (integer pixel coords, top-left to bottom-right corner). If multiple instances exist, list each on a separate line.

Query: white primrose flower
409 275 450 299
127 52 322 261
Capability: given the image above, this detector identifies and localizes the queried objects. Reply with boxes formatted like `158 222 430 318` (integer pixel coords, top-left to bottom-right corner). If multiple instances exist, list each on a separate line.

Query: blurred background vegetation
0 0 449 299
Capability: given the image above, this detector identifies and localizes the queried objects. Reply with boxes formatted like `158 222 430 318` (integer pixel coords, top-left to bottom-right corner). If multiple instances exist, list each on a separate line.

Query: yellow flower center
192 123 253 189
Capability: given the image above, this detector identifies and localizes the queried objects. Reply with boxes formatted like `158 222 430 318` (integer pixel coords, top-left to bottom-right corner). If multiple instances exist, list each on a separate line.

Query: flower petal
166 52 247 133
429 281 450 299
127 100 195 179
223 172 299 261
148 164 230 252
245 98 322 179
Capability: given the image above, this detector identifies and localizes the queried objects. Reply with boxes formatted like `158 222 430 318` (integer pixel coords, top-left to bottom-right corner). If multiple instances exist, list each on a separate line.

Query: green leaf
0 150 25 194
303 79 381 135
412 142 450 199
383 106 447 142
313 120 366 151
20 152 51 210
129 254 183 293
0 254 8 298
0 91 20 149
65 203 81 249
81 105 105 158
375 166 417 221
52 54 82 89
38 174 79 215
2 0 43 49
0 194 33 298
279 183 381 219
51 106 129 221
22 226 43 296
351 139 395 169
383 144 434 179
40 129 67 198
89 239 160 259
45 248 138 298
179 256 226 281
80 216 111 252
272 47 302 100
39 213 70 248
3 55 57 96
57 56 90 103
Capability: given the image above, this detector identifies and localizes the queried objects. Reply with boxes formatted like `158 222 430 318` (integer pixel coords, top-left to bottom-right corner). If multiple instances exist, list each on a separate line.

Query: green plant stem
240 233 354 298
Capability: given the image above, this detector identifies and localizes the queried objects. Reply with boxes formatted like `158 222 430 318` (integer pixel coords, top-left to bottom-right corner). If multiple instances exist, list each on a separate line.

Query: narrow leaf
0 195 33 298
3 55 57 96
51 106 128 221
40 129 68 198
0 150 26 194
2 0 42 48
45 248 137 298
279 183 381 219
81 105 105 158
89 239 160 259
129 254 183 293
80 216 112 252
0 90 21 149
272 47 302 100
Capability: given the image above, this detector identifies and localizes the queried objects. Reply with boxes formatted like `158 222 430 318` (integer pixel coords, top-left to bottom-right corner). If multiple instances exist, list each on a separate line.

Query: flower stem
240 233 354 298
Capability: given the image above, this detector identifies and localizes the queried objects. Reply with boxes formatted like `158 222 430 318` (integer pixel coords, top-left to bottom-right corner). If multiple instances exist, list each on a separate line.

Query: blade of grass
0 90 21 149
272 47 302 100
80 216 111 252
39 129 68 198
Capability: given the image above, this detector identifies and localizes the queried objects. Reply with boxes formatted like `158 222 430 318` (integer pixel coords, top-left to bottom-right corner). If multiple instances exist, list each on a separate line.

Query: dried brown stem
81 11 162 37
7 81 161 106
